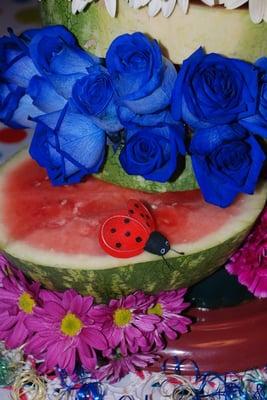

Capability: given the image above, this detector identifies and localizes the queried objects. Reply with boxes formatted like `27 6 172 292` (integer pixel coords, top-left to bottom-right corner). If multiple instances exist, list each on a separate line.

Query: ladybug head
144 231 170 256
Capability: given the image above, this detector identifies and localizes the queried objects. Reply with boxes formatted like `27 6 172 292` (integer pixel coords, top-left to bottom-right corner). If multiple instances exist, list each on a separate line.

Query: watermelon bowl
0 150 266 303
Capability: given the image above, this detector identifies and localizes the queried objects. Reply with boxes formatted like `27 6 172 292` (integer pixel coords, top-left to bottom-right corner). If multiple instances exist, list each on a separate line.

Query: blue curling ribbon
76 382 104 400
253 383 267 400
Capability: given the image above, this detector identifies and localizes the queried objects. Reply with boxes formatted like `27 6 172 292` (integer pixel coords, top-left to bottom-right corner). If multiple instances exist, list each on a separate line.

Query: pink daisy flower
146 289 191 348
25 289 108 375
0 265 40 349
93 292 160 356
226 209 267 298
94 351 158 383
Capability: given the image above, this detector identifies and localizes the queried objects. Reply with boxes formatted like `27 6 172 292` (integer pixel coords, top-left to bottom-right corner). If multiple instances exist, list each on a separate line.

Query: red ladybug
99 199 170 258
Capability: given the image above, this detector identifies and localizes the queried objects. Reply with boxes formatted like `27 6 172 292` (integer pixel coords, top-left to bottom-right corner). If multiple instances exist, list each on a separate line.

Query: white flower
71 0 93 13
69 0 267 22
71 0 117 16
224 0 267 23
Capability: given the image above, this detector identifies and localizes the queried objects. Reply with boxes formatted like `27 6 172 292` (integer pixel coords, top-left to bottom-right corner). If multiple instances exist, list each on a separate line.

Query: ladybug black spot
110 228 116 233
115 242 122 248
136 236 143 243
125 231 131 237
124 218 130 224
129 209 134 214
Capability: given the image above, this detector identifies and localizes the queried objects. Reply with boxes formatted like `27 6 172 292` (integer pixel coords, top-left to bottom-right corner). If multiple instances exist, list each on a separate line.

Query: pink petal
6 315 29 348
82 328 107 350
78 340 97 371
62 289 77 310
44 301 65 318
69 294 83 314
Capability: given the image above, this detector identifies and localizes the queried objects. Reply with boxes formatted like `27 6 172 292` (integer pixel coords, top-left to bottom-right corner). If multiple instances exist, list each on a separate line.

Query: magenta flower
25 289 108 374
0 265 40 349
226 209 267 297
145 289 191 348
94 351 158 383
93 292 160 356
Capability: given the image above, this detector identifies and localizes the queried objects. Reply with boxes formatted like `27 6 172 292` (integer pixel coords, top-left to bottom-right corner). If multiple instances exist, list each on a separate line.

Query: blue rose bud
0 29 39 88
71 65 122 132
0 80 41 128
106 32 177 129
119 124 186 182
28 25 100 99
172 48 258 129
190 124 266 207
240 57 267 138
30 104 106 185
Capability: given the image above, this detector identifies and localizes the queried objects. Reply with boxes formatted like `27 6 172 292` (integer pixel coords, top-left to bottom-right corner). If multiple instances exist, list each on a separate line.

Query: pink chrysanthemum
226 208 267 297
93 292 160 356
146 289 191 348
0 264 40 349
26 289 108 375
94 351 158 383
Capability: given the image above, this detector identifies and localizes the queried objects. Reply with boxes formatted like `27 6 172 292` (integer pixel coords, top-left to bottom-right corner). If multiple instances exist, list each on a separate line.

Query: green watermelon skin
2 231 258 303
95 149 199 192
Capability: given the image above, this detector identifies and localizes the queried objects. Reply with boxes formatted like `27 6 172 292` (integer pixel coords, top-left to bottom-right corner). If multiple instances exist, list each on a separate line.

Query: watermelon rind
0 151 266 303
95 148 199 192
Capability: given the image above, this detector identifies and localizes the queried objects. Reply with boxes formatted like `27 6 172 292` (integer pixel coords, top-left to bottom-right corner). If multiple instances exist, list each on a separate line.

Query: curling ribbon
75 382 104 400
0 357 16 387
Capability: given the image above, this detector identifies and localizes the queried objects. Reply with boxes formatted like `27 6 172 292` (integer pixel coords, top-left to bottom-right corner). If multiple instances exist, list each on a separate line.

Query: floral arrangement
67 0 267 23
0 25 266 208
226 206 267 298
0 254 190 383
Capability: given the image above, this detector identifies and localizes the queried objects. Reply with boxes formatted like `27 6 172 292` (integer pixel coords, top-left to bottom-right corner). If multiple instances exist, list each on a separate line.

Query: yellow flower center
113 308 132 327
18 292 36 314
60 313 83 337
147 303 163 317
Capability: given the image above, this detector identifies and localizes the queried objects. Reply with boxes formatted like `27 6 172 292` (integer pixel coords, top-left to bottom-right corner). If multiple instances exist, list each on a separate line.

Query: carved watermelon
0 151 266 302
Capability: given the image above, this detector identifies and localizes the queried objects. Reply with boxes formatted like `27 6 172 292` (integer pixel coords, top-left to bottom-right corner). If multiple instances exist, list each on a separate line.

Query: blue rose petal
27 76 67 113
71 65 122 132
172 48 259 129
30 105 106 185
0 81 42 128
0 33 39 88
190 125 266 207
120 124 185 182
106 32 163 101
122 58 177 115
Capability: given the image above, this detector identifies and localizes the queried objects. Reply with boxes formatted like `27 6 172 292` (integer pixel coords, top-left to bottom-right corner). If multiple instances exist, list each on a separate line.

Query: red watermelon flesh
3 157 244 256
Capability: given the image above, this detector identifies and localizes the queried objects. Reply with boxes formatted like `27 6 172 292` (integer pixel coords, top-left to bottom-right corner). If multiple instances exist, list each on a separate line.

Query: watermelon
95 148 199 192
0 151 266 303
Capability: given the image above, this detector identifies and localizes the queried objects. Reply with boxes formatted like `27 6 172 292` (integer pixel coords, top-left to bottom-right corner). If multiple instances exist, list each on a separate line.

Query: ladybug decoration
99 199 179 259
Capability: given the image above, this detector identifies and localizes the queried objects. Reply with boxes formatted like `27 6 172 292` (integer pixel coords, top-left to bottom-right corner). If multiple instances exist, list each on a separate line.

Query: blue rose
71 65 122 132
0 80 42 128
119 124 185 182
27 75 67 113
28 25 100 99
30 104 106 185
172 48 258 129
106 32 177 128
240 57 267 138
0 29 39 88
190 124 266 208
